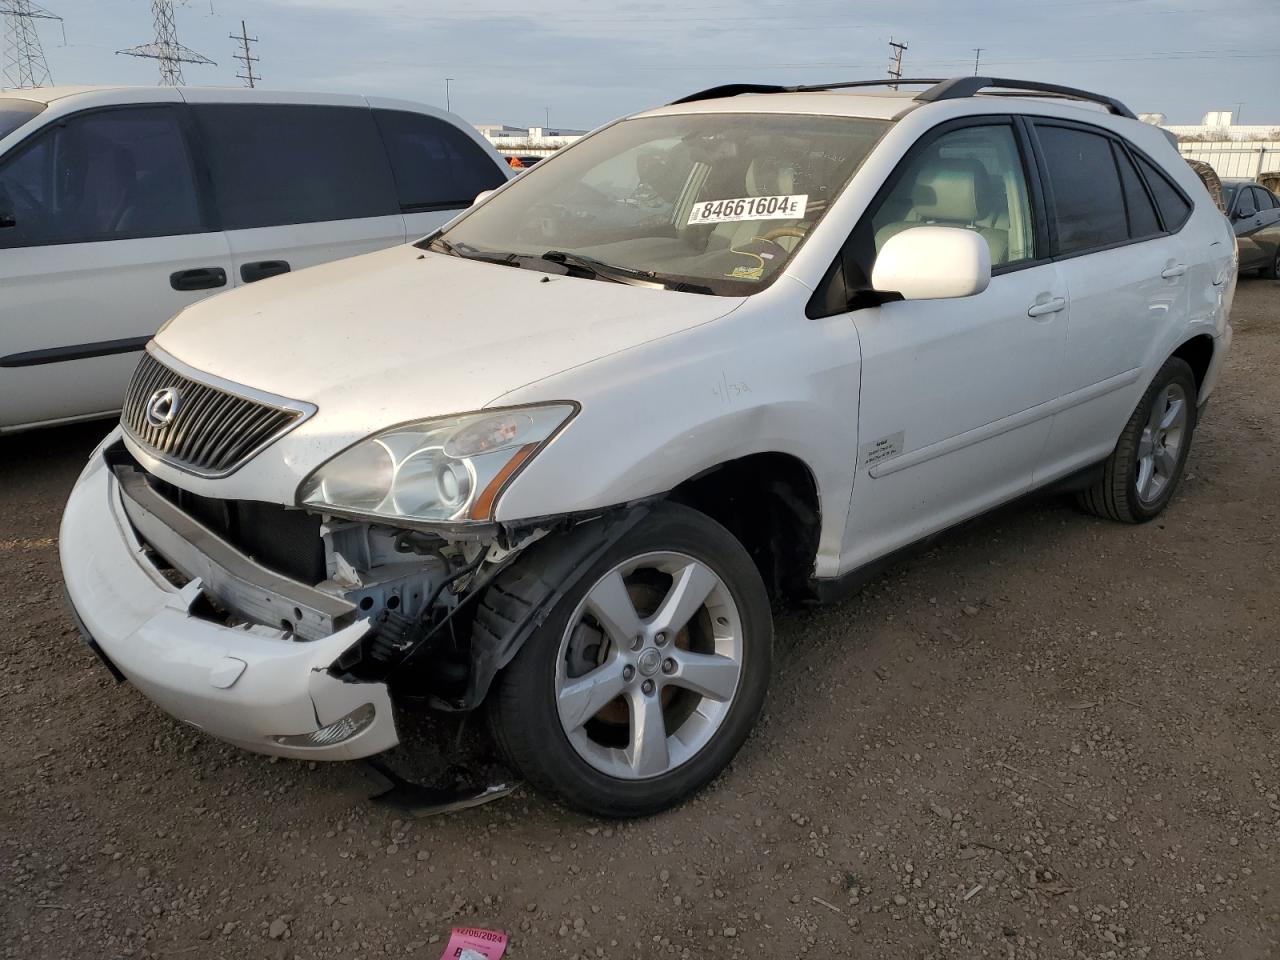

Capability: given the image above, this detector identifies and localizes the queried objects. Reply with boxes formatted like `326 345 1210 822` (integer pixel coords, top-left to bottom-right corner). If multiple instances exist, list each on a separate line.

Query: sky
14 0 1280 130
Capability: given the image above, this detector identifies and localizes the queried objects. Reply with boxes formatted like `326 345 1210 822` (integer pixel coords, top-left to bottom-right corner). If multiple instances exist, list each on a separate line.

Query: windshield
436 112 890 295
0 98 44 141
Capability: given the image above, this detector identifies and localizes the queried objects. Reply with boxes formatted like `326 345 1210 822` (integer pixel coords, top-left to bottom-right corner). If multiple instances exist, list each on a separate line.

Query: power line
888 37 907 89
117 0 215 86
1 0 61 89
231 19 258 88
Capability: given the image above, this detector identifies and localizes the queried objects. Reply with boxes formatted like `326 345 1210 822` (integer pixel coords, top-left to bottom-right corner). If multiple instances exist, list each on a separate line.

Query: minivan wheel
1077 357 1198 523
486 503 771 818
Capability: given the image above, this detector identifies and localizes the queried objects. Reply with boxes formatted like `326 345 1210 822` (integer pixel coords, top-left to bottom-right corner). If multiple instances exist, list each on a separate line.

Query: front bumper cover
59 434 398 760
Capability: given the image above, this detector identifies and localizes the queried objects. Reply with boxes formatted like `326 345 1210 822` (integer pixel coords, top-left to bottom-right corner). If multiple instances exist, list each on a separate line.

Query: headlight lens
298 405 575 523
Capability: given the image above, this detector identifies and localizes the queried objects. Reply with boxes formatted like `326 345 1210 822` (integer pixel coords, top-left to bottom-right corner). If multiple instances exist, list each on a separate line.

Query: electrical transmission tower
1 0 61 90
231 19 258 87
887 37 908 90
118 0 215 87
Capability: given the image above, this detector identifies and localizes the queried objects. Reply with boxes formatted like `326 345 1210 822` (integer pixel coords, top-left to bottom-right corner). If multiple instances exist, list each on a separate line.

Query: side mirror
871 226 992 301
473 189 496 207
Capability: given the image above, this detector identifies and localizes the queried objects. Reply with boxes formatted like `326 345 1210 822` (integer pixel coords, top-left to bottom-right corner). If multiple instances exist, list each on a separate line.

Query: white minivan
0 86 510 433
62 77 1235 818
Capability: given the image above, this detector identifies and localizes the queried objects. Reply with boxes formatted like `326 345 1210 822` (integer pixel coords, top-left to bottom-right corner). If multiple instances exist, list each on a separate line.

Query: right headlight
297 404 576 525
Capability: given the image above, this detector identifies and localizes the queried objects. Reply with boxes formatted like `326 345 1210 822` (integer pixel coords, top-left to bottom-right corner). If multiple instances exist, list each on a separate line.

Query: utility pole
445 77 454 112
972 47 983 76
1 0 61 90
118 0 215 87
544 106 550 130
231 19 258 88
887 37 907 90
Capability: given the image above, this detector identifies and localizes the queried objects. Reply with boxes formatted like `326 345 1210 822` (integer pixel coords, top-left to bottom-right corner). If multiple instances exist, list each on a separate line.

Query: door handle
240 260 291 283
1160 263 1188 280
170 267 228 292
1027 296 1066 318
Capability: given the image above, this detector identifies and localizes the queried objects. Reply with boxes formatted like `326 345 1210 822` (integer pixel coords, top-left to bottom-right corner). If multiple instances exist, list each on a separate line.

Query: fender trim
410 505 652 712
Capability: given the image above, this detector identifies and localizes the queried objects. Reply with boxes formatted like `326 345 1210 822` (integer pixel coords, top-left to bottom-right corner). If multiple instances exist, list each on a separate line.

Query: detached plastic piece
363 758 514 817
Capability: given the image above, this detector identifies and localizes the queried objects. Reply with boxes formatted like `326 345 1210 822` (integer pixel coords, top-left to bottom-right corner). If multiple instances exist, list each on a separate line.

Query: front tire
1077 357 1198 523
1263 247 1280 280
486 503 772 818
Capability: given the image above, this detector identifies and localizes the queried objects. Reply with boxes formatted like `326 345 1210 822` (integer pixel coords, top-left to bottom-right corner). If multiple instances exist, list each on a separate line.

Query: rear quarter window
0 98 44 141
373 109 506 211
1134 154 1193 231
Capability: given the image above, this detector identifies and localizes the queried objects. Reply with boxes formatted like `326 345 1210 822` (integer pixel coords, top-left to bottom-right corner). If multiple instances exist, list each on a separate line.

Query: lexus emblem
145 387 182 428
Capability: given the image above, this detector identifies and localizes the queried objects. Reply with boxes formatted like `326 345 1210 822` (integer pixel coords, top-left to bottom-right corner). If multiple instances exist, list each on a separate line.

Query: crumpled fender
449 504 652 711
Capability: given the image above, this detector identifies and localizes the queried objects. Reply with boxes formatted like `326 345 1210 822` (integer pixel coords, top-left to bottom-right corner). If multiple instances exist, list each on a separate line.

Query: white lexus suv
61 77 1235 818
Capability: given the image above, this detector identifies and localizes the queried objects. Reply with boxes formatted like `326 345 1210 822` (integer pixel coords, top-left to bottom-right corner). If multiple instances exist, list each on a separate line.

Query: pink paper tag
438 927 508 960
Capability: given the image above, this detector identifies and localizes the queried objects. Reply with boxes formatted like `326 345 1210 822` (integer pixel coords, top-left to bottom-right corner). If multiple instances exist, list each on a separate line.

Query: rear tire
486 502 772 818
1077 357 1198 523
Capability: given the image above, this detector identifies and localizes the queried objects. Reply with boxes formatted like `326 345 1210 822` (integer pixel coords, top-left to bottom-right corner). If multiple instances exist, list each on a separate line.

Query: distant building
1142 110 1280 141
475 123 588 158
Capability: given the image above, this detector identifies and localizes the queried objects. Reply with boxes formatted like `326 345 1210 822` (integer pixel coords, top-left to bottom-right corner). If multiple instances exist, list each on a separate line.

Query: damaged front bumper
59 431 398 760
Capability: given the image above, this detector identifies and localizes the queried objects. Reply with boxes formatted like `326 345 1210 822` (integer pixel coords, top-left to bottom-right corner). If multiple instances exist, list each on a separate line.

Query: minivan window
373 109 506 212
0 98 44 140
0 105 201 250
437 113 890 295
195 104 399 230
1036 124 1128 255
1134 154 1192 230
1112 144 1161 239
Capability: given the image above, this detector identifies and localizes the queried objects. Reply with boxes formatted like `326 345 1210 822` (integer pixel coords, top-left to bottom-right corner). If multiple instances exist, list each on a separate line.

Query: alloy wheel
1135 381 1188 504
553 551 743 780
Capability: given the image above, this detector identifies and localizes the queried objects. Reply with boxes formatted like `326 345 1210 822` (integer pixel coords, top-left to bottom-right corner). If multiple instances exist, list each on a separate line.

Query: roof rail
669 76 1136 119
669 79 946 105
915 76 1136 118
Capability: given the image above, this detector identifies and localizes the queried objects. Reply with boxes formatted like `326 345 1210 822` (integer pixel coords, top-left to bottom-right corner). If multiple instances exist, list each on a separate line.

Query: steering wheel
760 225 807 242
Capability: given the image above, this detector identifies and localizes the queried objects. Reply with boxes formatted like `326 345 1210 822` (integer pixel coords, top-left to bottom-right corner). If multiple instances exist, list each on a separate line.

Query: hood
156 245 743 430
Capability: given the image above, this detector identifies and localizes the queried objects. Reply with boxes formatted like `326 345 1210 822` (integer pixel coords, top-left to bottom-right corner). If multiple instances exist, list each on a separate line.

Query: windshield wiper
424 235 521 267
538 250 661 286
537 251 713 294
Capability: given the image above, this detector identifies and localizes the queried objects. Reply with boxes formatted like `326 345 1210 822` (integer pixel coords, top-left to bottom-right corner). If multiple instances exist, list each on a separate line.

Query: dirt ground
2 278 1278 960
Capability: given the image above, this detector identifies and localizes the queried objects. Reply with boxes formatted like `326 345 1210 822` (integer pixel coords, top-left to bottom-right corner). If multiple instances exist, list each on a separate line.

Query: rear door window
1134 154 1192 231
373 109 506 211
195 104 399 229
1112 145 1161 240
0 105 202 249
1034 124 1128 256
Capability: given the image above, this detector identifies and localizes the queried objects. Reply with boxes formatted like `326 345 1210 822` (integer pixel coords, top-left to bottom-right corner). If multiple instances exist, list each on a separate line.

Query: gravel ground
2 278 1278 960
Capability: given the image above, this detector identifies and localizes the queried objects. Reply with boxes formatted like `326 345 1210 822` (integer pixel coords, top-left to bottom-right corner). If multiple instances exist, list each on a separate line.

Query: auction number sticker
688 194 808 225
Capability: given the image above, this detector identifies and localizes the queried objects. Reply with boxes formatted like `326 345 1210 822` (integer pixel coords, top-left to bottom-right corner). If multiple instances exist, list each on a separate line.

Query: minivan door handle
1160 263 1188 280
170 267 228 292
240 260 291 284
1027 296 1067 318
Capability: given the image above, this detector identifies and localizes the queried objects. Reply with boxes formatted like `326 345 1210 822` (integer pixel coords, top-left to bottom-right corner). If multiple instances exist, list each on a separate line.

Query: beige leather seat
711 156 805 252
874 157 1009 264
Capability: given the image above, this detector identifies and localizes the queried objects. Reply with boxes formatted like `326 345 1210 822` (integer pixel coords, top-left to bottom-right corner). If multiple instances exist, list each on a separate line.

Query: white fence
1177 141 1280 180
